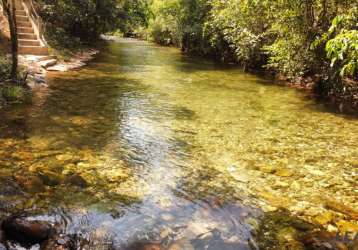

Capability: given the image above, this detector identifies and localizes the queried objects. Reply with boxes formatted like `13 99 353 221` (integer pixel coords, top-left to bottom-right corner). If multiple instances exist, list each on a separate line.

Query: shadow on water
1 75 149 149
110 39 358 119
0 38 357 249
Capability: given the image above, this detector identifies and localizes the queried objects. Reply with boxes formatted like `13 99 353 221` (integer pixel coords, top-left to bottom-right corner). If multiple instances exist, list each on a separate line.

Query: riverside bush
38 0 121 48
144 0 357 103
0 84 25 103
0 56 10 82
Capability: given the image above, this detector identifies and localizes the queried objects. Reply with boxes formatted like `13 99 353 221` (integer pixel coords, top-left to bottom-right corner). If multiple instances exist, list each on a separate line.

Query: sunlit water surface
0 39 357 249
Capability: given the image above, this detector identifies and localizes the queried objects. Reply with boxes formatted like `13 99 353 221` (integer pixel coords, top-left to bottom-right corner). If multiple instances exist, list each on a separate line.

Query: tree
117 0 150 37
1 0 18 82
325 8 358 78
38 0 121 48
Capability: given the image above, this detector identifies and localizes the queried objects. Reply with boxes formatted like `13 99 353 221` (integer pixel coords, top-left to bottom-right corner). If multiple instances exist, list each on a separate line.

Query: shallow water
0 39 357 249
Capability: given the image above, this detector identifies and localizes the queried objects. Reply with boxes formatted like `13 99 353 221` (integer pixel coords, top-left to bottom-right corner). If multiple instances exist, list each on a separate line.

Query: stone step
19 39 41 46
37 55 57 62
16 15 29 22
15 5 24 11
15 7 25 12
39 59 58 69
16 10 27 16
17 21 32 28
18 27 34 33
19 46 48 56
18 33 37 40
13 1 49 56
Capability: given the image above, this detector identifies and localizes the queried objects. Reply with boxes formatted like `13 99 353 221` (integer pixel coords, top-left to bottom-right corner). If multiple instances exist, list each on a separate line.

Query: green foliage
27 0 357 101
147 0 211 54
206 0 270 66
263 0 314 77
265 34 314 78
0 56 11 82
147 0 184 46
148 16 172 45
326 30 358 77
117 0 150 37
144 0 357 103
38 0 121 48
324 8 358 77
0 84 25 102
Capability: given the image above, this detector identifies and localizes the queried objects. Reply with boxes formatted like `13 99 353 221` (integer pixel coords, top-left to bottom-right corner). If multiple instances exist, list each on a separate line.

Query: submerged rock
275 168 294 177
168 239 194 250
126 243 163 250
300 231 351 250
335 220 358 235
40 233 75 250
15 175 45 193
276 227 305 249
38 171 63 186
324 199 358 220
260 165 276 174
314 212 334 225
64 174 88 188
0 179 24 196
2 216 52 244
160 212 175 222
56 154 77 164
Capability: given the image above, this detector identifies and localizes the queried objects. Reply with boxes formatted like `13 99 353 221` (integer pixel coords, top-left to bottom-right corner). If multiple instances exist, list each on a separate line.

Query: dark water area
0 39 357 249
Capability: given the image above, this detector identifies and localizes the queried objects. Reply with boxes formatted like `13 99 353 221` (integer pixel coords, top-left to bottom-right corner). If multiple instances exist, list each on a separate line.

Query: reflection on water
0 39 357 249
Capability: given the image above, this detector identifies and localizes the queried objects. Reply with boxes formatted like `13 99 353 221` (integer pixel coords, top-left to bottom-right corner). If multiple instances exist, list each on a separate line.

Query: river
0 39 357 249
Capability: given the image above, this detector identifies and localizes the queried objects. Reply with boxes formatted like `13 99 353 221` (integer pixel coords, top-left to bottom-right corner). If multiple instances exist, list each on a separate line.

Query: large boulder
2 216 52 245
15 175 45 193
63 174 88 188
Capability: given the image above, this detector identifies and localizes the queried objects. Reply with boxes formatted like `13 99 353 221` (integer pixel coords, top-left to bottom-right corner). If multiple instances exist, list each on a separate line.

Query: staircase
15 0 48 55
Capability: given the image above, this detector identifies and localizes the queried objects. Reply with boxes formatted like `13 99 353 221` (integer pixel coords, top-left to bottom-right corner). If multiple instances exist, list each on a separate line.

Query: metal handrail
22 0 47 46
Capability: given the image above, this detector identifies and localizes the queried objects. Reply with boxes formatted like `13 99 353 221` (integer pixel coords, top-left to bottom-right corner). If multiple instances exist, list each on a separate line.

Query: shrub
325 8 358 78
0 84 25 102
148 17 172 45
0 56 11 82
38 0 121 48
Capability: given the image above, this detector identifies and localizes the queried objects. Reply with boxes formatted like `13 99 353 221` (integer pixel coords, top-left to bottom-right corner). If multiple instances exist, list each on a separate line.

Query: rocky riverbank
20 49 99 88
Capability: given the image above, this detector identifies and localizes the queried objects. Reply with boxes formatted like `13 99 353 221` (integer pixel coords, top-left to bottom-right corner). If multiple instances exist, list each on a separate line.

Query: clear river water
0 39 357 249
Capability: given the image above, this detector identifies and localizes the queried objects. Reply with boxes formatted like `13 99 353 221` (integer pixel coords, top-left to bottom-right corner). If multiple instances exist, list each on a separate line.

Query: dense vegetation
36 0 149 49
0 55 10 83
1 0 357 111
142 0 357 109
37 0 121 49
117 0 149 37
0 34 10 83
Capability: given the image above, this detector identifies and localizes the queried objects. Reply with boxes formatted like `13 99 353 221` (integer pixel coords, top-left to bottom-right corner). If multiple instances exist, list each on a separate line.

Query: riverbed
0 39 357 249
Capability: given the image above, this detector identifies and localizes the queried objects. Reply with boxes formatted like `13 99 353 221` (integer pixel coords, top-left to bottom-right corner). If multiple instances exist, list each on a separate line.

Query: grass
0 84 25 102
0 33 28 106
